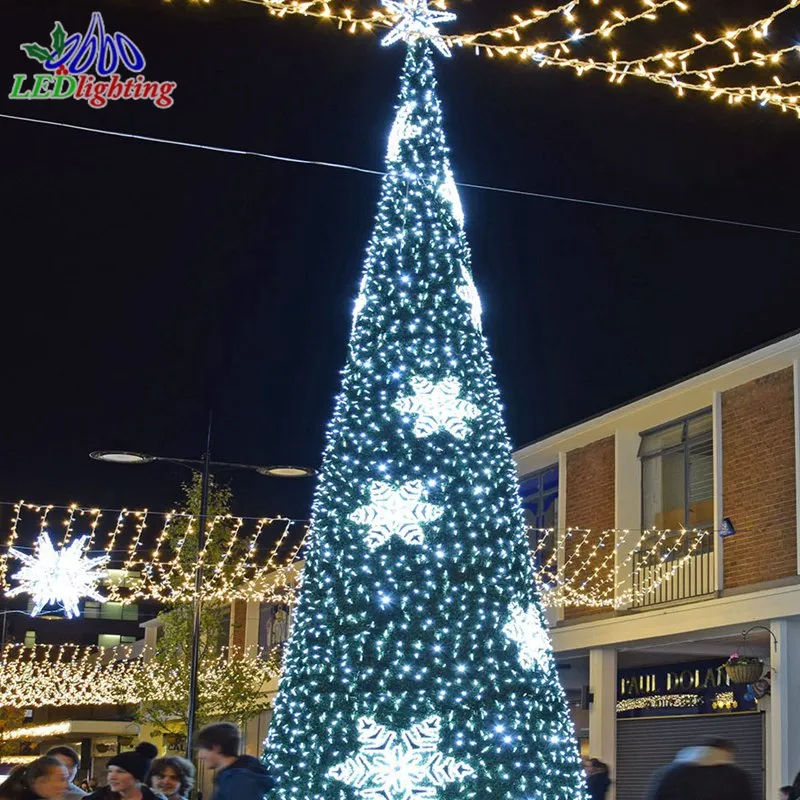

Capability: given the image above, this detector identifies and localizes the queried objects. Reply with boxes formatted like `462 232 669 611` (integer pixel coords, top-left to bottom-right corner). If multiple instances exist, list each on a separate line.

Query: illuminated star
439 166 464 227
328 715 475 799
503 601 554 672
350 480 443 549
456 265 482 330
387 101 422 162
381 0 457 58
393 376 479 439
7 533 109 619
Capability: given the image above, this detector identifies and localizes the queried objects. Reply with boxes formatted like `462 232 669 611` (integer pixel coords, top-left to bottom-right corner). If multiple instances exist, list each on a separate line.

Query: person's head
150 757 195 799
46 746 80 783
583 758 595 775
0 757 68 800
701 737 736 756
196 723 241 770
107 743 159 795
591 759 609 776
780 787 794 800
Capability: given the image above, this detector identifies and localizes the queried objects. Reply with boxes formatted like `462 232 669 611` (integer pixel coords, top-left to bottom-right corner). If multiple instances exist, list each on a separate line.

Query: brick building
514 332 800 800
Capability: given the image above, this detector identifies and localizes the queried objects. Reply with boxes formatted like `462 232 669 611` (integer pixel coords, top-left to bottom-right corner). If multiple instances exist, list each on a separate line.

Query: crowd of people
0 722 274 800
4 726 800 800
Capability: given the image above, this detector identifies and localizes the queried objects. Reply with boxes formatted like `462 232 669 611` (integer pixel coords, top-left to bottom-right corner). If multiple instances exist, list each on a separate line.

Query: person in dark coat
196 723 275 800
0 757 69 800
85 743 163 800
586 758 611 800
646 737 755 800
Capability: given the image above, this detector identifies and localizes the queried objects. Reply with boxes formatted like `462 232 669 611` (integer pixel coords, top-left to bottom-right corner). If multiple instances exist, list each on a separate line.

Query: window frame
639 408 713 532
519 463 559 573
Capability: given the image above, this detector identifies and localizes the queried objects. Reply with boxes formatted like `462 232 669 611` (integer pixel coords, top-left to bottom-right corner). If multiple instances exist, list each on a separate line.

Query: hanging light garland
165 0 800 117
0 643 280 710
0 501 714 609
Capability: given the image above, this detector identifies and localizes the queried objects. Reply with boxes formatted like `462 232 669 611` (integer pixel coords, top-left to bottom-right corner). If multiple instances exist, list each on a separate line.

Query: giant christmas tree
265 7 585 799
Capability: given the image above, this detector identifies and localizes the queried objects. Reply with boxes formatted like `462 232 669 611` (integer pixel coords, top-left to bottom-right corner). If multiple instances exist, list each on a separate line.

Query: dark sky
1 0 798 521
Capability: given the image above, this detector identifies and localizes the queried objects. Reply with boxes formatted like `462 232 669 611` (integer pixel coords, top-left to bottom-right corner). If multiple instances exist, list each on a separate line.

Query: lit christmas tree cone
265 39 586 800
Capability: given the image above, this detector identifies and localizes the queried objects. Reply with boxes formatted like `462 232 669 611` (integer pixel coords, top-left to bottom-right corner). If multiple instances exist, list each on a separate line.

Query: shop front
615 659 764 800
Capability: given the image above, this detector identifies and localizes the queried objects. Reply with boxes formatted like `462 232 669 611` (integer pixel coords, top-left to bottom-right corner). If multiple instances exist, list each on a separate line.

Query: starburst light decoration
349 480 443 549
381 0 457 58
456 265 482 331
7 533 109 618
503 601 554 673
393 376 479 439
327 715 475 799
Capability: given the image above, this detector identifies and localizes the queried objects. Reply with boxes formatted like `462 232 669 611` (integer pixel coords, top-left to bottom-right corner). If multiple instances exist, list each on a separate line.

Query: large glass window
258 603 291 658
83 601 139 621
640 410 714 531
519 465 559 573
97 634 136 649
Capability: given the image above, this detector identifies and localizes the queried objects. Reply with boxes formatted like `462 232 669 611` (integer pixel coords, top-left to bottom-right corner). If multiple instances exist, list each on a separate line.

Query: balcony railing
630 529 715 609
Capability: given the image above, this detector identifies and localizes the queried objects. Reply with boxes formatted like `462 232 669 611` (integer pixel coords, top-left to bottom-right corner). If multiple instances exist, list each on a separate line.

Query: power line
1 111 798 236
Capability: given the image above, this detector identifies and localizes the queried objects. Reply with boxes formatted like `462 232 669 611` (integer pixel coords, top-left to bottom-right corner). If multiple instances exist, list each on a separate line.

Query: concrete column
589 647 617 800
767 618 800 800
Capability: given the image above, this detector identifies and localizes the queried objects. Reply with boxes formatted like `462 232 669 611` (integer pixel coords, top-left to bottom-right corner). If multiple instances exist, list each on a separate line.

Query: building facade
514 333 800 800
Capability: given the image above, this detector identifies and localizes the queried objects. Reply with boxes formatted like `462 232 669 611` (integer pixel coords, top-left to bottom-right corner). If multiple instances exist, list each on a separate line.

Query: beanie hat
108 742 158 783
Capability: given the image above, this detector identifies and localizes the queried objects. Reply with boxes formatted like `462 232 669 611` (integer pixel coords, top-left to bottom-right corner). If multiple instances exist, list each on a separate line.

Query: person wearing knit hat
85 744 164 800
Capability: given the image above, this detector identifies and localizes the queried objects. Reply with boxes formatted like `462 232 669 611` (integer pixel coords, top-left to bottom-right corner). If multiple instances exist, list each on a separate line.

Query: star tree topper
393 376 479 439
7 533 110 618
328 715 475 800
381 0 457 58
350 480 443 549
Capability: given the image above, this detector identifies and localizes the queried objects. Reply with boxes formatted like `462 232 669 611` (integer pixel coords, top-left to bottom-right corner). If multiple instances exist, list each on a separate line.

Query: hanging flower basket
725 654 764 685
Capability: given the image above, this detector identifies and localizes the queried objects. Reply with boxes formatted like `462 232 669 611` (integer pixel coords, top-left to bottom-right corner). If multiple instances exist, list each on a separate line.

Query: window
640 410 714 531
216 609 231 654
258 603 291 658
24 630 36 647
84 601 139 621
519 465 558 573
97 634 136 649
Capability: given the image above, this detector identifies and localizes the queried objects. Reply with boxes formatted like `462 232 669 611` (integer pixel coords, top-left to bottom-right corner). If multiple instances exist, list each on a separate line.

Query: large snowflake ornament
349 480 443 549
456 265 482 331
439 166 464 227
503 601 554 673
328 715 475 800
388 101 422 162
7 533 110 618
381 0 457 58
393 376 479 439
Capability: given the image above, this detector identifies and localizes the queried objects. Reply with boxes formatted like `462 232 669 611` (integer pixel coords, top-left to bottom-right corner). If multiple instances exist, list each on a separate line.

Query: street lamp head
90 451 156 465
257 465 315 479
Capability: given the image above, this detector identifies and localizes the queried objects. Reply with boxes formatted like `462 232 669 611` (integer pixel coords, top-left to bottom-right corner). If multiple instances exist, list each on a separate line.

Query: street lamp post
90 428 313 761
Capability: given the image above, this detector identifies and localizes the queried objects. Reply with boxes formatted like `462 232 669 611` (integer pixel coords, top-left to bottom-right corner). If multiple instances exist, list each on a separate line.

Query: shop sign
617 658 757 718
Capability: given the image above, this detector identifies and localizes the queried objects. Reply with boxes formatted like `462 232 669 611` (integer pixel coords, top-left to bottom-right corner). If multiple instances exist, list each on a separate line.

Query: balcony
533 527 717 614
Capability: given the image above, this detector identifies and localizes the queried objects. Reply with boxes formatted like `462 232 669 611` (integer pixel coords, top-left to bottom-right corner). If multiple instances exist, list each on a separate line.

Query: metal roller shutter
616 713 764 800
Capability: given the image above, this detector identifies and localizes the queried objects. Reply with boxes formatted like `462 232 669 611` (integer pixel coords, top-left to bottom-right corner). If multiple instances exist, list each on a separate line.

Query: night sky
1 0 798 522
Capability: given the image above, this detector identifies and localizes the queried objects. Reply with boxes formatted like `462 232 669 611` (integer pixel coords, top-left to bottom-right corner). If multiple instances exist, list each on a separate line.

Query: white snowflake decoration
393 376 479 439
388 101 422 162
7 533 110 619
503 601 554 672
349 480 443 549
439 167 464 227
381 0 457 58
456 265 482 330
353 275 369 331
328 715 475 800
